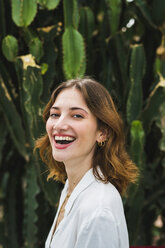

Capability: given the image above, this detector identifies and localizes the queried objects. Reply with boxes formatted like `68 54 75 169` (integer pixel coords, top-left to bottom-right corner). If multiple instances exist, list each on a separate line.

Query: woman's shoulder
77 179 124 218
88 178 122 203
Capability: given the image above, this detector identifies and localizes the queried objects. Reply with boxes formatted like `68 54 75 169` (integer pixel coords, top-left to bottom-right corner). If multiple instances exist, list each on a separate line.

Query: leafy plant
0 0 165 247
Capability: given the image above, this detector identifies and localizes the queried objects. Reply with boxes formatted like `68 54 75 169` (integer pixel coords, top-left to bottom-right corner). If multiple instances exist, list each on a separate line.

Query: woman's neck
64 158 92 195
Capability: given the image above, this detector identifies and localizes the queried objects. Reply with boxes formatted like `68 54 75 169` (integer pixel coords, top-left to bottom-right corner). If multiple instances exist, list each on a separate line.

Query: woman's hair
35 78 138 195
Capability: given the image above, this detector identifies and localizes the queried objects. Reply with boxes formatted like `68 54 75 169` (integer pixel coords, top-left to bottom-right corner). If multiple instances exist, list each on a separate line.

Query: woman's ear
97 128 108 143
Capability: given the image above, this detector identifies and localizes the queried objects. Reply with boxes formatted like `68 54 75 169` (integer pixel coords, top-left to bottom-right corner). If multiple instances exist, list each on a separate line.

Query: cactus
134 0 156 28
109 33 129 103
22 28 44 63
0 0 6 38
2 35 18 62
38 25 60 102
79 7 95 42
23 159 40 248
78 7 95 74
155 34 165 78
37 0 61 10
14 56 42 247
0 111 7 164
0 76 27 159
1 0 165 247
105 0 122 36
126 122 145 245
126 45 146 123
63 0 79 29
62 0 85 79
29 37 43 62
62 27 86 79
5 169 20 248
36 157 63 206
15 54 61 208
155 102 165 151
142 74 165 132
1 171 10 248
14 55 43 142
130 120 145 168
11 0 37 27
151 0 165 27
45 0 61 10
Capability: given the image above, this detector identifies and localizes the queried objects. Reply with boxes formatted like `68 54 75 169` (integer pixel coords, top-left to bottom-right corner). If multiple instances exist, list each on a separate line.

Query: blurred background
0 0 165 247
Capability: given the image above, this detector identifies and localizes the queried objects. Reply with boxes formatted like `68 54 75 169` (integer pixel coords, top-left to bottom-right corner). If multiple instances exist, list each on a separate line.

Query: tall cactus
130 120 145 168
37 0 61 10
11 0 37 27
4 167 20 248
127 45 146 123
62 0 86 79
23 28 44 63
2 35 18 62
13 56 42 247
142 75 165 132
62 27 86 79
38 25 59 102
156 102 165 152
105 0 122 36
23 160 40 248
0 75 27 159
0 0 165 247
0 112 7 164
134 0 156 28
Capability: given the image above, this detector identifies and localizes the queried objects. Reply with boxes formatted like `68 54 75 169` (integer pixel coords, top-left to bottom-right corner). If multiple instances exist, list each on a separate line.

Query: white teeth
55 136 75 141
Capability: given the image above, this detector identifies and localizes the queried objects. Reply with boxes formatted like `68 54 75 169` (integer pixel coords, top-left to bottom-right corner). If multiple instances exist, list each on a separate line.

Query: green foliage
105 0 122 36
2 35 18 62
63 0 79 28
23 159 40 248
151 0 165 27
142 76 165 132
17 56 43 142
23 28 44 62
37 0 61 10
38 25 59 102
0 115 6 164
156 102 165 151
0 76 27 159
62 0 85 79
79 7 95 42
11 0 37 27
0 0 165 247
134 0 156 28
0 0 6 39
62 27 86 79
127 44 146 123
130 120 145 168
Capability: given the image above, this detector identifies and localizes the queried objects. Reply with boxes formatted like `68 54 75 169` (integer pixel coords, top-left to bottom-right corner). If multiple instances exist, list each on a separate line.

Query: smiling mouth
56 140 74 144
54 136 76 145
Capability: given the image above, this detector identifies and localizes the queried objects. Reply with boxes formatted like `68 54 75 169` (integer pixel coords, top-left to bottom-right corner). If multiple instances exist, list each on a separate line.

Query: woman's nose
53 116 69 132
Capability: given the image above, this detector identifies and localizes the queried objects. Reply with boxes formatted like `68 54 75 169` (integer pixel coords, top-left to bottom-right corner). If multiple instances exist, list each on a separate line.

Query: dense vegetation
0 0 165 247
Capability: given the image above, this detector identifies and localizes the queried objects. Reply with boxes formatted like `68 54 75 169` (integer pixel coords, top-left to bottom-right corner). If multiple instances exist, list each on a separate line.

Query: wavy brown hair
35 78 138 195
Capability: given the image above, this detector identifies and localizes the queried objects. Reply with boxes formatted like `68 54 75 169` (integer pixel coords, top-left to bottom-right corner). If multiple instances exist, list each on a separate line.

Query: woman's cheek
46 119 51 134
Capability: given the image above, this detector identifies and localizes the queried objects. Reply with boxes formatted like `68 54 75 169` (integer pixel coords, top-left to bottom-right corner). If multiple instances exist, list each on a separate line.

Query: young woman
36 78 138 248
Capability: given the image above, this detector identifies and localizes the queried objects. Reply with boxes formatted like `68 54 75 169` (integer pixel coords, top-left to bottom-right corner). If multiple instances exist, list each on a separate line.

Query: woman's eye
50 113 60 118
73 114 83 118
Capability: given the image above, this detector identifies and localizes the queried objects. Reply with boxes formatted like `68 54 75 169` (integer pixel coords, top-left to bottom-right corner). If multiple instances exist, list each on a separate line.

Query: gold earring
97 141 106 147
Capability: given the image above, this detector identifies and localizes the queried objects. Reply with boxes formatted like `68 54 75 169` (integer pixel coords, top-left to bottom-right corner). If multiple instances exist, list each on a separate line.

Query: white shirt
45 169 129 248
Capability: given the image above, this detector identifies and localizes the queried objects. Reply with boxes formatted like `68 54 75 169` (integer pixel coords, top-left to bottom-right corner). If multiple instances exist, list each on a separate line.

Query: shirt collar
64 168 95 215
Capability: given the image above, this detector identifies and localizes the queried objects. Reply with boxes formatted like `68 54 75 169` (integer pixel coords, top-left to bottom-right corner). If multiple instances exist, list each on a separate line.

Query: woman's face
46 88 102 165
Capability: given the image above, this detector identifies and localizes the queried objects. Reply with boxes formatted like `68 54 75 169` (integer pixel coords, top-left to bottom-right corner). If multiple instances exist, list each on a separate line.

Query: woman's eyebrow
70 107 88 114
51 106 88 114
51 106 59 110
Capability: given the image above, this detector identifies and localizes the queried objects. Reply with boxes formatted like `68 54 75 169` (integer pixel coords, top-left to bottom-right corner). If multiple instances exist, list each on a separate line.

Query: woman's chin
53 155 64 162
